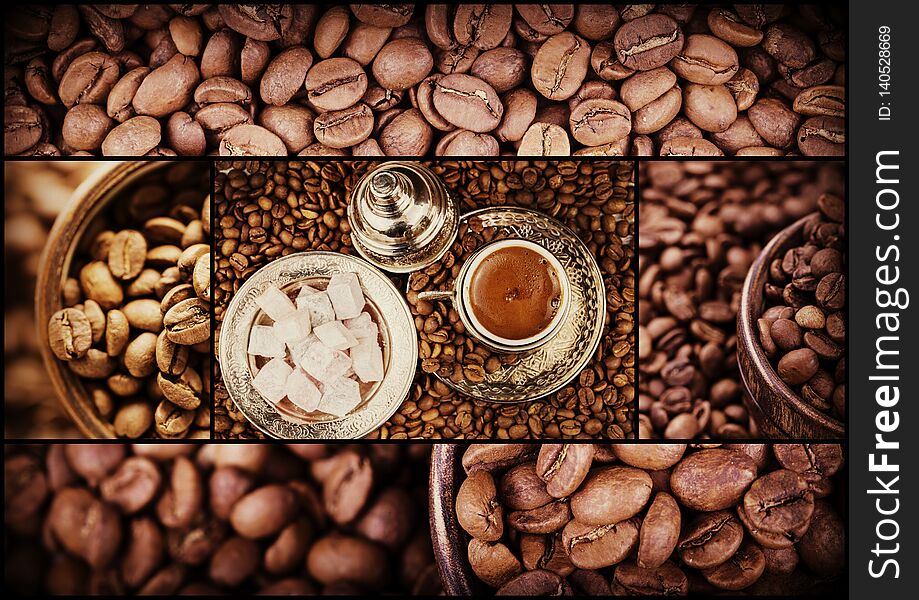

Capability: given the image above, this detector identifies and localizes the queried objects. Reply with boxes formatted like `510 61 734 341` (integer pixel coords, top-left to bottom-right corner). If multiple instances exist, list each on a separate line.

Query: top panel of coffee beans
4 4 846 157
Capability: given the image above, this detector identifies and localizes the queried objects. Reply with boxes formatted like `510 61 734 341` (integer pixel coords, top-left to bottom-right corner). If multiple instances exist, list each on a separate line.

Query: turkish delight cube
285 368 321 412
351 338 384 383
252 358 293 404
299 291 335 326
318 376 362 416
298 341 352 382
326 272 365 320
296 283 320 309
273 308 312 346
344 312 379 341
255 285 296 321
313 320 358 351
248 325 286 358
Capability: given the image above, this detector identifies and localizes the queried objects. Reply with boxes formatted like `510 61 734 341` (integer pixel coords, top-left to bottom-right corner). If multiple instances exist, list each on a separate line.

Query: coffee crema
468 245 562 341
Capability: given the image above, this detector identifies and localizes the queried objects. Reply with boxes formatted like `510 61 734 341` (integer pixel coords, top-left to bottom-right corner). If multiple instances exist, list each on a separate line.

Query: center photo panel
213 159 635 440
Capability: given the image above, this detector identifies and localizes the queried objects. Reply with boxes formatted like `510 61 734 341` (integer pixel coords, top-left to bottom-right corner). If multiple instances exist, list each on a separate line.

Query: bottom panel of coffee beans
4 444 441 595
450 443 845 596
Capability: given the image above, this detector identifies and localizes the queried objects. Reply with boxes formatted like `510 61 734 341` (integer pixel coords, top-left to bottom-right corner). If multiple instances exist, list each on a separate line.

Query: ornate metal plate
219 252 417 439
434 207 606 402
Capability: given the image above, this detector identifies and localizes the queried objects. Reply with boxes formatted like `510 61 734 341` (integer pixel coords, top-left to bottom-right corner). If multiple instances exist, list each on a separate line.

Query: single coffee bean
304 57 367 112
219 124 287 156
562 517 639 569
777 348 819 385
373 37 433 91
313 103 374 149
569 99 631 145
518 122 570 155
102 116 162 156
536 443 595 498
433 74 504 132
793 85 845 117
468 538 522 588
456 469 504 541
48 308 93 361
532 32 591 100
571 466 651 526
133 54 200 117
496 569 572 596
701 540 766 590
670 449 757 511
614 14 684 71
500 462 554 510
742 469 814 534
107 230 147 280
671 34 739 85
612 561 689 596
678 510 744 569
637 492 681 569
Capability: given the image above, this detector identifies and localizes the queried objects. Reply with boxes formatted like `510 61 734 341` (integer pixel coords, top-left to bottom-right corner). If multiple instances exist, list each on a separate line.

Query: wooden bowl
429 444 479 596
35 161 170 438
737 213 845 439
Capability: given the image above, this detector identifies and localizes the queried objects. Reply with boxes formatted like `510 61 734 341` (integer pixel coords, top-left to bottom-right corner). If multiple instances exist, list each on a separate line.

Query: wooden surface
737 213 845 439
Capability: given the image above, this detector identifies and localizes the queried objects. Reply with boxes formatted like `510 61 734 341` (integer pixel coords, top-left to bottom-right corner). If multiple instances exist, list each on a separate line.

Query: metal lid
348 162 458 273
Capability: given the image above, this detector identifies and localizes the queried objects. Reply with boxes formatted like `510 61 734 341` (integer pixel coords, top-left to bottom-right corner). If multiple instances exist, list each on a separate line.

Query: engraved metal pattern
218 252 417 439
435 207 606 402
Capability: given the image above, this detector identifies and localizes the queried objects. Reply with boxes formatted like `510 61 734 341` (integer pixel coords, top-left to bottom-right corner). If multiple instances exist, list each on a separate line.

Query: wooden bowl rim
737 212 844 437
35 161 171 439
429 444 476 596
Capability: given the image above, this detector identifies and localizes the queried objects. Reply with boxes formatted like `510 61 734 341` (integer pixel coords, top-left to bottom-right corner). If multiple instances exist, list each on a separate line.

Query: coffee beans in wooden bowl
4 4 846 157
758 196 845 418
638 161 844 439
4 443 441 595
213 159 634 440
435 442 845 595
39 162 211 439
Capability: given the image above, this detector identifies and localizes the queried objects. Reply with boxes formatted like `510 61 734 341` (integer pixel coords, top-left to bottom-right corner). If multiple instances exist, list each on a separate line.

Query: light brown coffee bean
48 308 93 361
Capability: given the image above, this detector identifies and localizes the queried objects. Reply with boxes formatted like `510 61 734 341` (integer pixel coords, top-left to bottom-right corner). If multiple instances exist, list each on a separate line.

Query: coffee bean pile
5 162 101 438
638 161 844 439
454 443 845 595
47 163 211 439
213 160 634 440
4 443 441 595
5 5 845 157
758 194 845 418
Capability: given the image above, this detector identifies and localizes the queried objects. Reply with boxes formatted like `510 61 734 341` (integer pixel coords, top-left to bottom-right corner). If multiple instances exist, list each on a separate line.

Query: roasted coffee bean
47 307 93 361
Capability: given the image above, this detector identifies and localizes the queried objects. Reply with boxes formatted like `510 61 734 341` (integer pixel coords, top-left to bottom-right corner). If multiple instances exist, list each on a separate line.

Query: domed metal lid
348 162 458 273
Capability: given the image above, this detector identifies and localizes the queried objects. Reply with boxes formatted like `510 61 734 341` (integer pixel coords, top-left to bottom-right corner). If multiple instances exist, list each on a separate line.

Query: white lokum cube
299 291 335 326
351 338 384 383
326 272 365 320
288 333 319 359
344 312 379 341
318 376 362 416
313 320 358 351
248 325 286 358
285 368 321 412
295 284 320 309
273 308 312 346
255 285 296 321
252 358 293 404
298 341 352 382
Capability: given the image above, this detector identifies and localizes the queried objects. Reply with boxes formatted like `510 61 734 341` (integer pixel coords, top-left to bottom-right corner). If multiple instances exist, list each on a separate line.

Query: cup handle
417 290 456 303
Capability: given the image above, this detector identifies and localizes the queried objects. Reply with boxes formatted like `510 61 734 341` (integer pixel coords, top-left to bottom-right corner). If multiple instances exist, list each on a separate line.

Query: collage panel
6 161 212 439
5 442 846 595
638 161 846 440
4 4 845 158
214 159 635 440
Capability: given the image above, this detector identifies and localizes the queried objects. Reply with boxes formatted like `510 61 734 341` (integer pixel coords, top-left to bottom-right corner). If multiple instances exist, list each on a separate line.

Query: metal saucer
433 207 607 403
218 252 417 439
